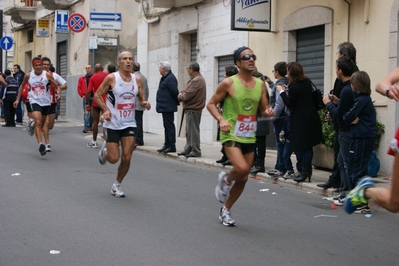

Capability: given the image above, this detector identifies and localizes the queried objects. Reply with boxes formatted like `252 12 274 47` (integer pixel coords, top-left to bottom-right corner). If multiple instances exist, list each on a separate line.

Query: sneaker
354 204 371 214
344 177 374 214
332 191 347 201
87 141 98 148
28 119 34 136
333 198 345 206
219 207 236 226
98 141 107 165
111 184 125 197
45 144 51 152
38 143 46 156
267 169 280 175
215 171 232 203
269 170 284 177
283 170 294 179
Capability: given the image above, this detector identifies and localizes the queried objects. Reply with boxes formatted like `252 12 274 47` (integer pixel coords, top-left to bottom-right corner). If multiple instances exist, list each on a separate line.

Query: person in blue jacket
156 61 180 154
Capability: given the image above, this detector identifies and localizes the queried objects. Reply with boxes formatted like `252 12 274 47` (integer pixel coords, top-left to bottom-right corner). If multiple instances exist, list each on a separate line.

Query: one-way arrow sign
0 36 13 51
90 12 122 21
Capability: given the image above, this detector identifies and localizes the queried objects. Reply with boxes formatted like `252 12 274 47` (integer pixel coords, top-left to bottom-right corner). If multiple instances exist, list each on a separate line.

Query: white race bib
234 114 256 137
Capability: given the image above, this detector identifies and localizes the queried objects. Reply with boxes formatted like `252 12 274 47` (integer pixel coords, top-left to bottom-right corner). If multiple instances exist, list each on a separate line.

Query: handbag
310 79 325 111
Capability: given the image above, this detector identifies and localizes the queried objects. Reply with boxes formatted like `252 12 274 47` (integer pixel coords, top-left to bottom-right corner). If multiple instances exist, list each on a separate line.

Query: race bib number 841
234 114 256 137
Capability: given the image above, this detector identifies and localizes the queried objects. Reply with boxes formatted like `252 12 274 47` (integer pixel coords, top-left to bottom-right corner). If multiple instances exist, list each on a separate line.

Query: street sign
89 35 98 50
0 36 13 50
98 37 118 46
89 21 121 30
90 12 121 21
36 19 50 37
68 13 86 33
56 10 69 33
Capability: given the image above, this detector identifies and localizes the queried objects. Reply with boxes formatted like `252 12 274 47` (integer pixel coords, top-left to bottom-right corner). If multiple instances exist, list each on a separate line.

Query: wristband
386 86 393 99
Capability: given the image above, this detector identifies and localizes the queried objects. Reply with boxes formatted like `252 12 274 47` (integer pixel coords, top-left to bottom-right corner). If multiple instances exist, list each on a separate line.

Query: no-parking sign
68 13 86 33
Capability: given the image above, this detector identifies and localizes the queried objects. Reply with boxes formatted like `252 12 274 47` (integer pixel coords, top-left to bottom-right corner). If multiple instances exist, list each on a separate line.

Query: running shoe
28 119 34 136
215 172 232 203
333 198 345 206
45 144 51 152
344 177 374 214
87 141 98 148
98 141 107 165
111 184 125 197
354 204 370 214
283 170 294 179
38 143 46 156
267 169 280 175
219 207 236 226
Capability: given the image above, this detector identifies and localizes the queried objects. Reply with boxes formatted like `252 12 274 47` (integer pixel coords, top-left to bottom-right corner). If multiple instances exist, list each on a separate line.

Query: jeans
282 139 293 171
162 112 176 149
15 100 23 123
83 98 93 129
273 118 285 171
337 132 350 191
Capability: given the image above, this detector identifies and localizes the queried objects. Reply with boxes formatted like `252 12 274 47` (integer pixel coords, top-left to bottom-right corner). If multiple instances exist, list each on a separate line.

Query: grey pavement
59 116 392 196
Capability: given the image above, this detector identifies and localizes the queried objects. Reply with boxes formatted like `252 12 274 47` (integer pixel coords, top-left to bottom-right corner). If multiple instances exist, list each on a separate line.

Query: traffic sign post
56 10 69 33
0 36 13 51
68 13 86 33
89 12 122 30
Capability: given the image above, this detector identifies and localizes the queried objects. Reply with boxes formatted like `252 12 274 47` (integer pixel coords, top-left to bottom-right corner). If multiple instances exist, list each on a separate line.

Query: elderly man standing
156 61 180 154
177 62 206 158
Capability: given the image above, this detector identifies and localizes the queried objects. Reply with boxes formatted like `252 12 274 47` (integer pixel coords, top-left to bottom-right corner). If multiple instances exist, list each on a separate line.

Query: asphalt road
1 125 398 266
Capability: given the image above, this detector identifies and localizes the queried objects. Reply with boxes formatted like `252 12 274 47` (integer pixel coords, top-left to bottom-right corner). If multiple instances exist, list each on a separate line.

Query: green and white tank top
220 75 262 144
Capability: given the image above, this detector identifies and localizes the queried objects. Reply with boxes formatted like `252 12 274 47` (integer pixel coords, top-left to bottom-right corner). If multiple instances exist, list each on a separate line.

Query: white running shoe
215 172 232 203
98 141 107 165
28 119 34 136
38 143 46 156
219 207 236 226
87 141 98 148
111 184 125 197
45 144 51 152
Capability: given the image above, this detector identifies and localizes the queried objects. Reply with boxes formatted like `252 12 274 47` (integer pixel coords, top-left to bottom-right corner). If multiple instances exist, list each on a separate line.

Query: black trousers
3 100 16 126
162 112 176 149
135 110 144 145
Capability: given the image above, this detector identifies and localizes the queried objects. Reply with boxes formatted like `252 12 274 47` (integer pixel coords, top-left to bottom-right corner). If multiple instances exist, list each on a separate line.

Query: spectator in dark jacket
1 69 18 127
156 61 179 153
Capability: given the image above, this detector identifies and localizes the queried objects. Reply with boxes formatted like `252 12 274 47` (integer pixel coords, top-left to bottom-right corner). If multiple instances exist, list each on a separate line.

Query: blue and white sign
90 12 122 21
56 10 69 33
0 36 13 51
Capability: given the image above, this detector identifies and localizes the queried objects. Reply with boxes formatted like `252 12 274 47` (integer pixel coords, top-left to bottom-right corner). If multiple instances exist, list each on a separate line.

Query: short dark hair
336 57 356 77
49 66 55 72
13 64 21 70
107 63 116 73
274 61 287 76
252 71 265 81
132 62 140 71
338 42 357 64
225 65 238 77
188 62 200 72
42 57 51 63
4 69 11 75
350 71 371 95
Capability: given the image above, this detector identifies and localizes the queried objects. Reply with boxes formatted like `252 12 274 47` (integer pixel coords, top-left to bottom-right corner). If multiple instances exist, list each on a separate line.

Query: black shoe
157 146 167 153
185 153 200 158
177 151 187 156
221 160 232 166
250 166 265 174
216 156 228 164
316 180 340 189
162 147 176 153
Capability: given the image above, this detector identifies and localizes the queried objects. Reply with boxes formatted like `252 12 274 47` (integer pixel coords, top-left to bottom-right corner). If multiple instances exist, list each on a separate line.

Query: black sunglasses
239 54 257 61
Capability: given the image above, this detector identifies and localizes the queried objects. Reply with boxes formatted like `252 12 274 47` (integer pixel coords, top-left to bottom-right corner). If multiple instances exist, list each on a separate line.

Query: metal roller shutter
296 25 325 92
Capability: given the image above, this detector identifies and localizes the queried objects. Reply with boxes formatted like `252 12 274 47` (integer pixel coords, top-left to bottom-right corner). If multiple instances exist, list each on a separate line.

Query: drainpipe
344 0 351 41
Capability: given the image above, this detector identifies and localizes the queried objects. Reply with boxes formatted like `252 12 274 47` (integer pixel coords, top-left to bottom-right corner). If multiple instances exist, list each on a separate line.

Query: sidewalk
65 117 391 197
